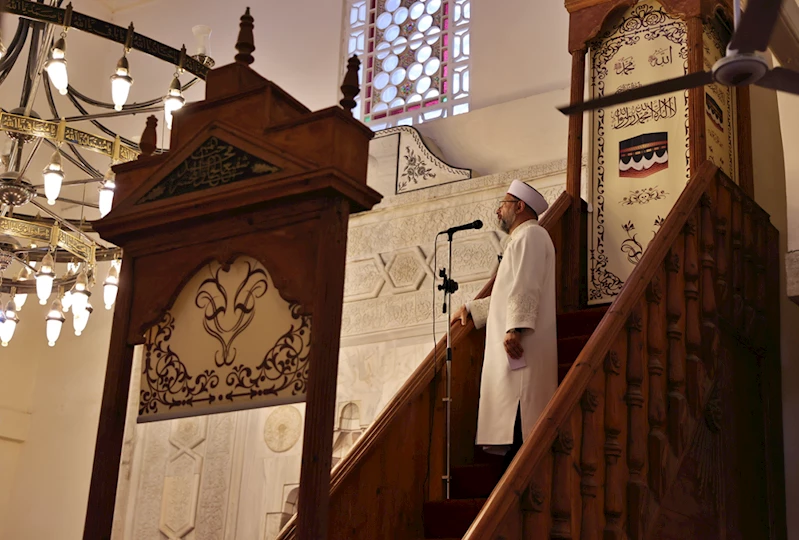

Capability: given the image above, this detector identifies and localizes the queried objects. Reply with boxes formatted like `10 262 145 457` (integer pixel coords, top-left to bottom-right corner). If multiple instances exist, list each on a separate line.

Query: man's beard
498 215 511 233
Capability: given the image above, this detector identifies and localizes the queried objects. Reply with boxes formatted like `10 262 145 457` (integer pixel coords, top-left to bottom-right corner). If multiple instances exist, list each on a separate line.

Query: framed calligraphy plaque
586 0 690 305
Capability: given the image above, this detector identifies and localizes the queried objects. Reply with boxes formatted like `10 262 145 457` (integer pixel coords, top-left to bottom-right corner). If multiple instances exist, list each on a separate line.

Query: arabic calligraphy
6 0 208 79
58 230 94 262
137 137 282 204
0 217 94 262
0 217 50 242
648 45 672 67
0 112 139 162
614 56 635 75
0 113 57 139
64 127 114 155
610 96 677 130
616 82 642 93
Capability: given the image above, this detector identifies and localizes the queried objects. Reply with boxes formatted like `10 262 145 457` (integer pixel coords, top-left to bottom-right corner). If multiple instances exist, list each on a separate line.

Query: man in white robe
454 180 558 459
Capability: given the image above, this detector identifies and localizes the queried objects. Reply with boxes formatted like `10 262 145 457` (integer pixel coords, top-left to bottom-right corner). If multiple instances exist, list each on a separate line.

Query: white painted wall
469 0 571 110
0 262 116 540
752 83 799 540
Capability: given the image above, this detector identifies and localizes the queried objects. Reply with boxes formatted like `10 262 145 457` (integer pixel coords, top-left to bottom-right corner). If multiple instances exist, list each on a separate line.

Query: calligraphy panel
136 137 282 204
703 20 736 181
587 0 689 305
139 256 311 422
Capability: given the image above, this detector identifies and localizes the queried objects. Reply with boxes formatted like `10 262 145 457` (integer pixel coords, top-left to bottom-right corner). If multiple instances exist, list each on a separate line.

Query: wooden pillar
296 199 350 540
687 16 707 173
735 86 755 198
563 48 586 311
83 254 135 540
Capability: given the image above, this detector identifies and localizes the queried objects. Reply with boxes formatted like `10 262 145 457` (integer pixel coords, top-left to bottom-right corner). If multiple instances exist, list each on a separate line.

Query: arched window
344 0 471 129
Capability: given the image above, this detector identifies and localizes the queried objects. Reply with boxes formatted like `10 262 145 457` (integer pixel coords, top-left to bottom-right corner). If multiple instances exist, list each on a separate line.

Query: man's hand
504 330 524 359
453 305 470 326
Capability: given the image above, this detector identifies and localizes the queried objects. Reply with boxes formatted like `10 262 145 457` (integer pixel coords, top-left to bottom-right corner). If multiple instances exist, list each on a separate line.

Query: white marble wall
110 150 574 540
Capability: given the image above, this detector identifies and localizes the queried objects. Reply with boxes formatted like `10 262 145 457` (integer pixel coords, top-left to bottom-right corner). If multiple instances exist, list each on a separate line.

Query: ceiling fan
558 0 798 116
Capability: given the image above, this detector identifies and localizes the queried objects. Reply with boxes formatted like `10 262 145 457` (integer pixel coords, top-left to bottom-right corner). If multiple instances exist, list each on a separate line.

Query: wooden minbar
83 9 380 540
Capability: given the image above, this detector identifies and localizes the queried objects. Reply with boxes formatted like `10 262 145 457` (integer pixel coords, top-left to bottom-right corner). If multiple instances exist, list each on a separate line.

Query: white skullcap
507 179 548 217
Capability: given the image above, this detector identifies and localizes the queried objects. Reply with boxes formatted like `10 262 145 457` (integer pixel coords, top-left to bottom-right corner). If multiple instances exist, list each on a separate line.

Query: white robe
466 219 558 445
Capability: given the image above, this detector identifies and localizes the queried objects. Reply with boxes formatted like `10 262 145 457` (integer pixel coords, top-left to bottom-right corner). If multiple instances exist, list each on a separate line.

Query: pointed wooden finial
139 115 157 157
235 7 255 66
340 55 361 114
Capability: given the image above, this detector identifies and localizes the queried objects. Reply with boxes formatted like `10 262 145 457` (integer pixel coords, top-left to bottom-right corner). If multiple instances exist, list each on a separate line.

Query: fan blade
755 67 799 94
558 71 714 116
728 0 782 54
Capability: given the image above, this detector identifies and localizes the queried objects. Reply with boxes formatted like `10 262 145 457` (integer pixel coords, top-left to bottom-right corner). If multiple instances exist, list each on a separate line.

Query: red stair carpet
422 306 608 539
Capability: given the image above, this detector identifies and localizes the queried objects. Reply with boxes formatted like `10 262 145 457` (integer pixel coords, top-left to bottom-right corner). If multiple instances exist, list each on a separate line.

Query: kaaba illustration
618 132 669 179
705 93 724 132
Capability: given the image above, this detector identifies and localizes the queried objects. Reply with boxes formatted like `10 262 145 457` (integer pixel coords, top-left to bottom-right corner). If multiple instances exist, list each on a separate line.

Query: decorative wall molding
158 418 207 539
263 406 303 453
373 155 585 208
369 126 472 195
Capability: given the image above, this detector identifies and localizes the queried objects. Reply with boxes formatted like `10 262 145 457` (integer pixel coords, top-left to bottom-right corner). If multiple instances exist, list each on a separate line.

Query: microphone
440 219 483 236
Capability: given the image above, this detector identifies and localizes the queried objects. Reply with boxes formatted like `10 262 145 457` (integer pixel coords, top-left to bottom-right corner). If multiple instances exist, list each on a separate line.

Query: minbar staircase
277 162 786 540
422 308 607 539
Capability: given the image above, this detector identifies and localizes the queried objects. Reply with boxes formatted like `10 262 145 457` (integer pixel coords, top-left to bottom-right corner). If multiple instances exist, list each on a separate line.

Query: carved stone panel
384 247 430 293
343 256 385 301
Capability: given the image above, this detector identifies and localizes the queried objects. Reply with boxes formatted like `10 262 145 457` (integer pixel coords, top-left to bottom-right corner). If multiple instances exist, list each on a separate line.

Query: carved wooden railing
462 161 784 539
277 191 575 540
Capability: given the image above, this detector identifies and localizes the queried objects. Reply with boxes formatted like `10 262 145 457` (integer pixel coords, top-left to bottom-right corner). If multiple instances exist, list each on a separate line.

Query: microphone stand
437 230 459 500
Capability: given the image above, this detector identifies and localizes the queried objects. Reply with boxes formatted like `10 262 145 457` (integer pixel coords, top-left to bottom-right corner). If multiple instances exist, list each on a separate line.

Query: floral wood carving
397 146 436 192
620 186 668 206
604 350 621 374
137 136 282 204
522 484 546 513
139 257 311 421
195 261 268 367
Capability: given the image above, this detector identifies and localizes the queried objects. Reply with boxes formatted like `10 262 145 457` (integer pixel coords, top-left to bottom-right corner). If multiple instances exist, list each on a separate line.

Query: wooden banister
276 190 574 540
462 160 719 539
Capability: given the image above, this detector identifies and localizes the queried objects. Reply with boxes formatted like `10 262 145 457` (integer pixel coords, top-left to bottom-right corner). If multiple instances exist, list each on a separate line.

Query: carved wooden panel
139 256 310 422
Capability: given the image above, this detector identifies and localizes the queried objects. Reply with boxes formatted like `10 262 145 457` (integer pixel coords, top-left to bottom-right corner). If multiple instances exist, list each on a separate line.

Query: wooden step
558 334 590 382
556 306 608 339
450 462 504 499
423 498 487 539
420 307 610 539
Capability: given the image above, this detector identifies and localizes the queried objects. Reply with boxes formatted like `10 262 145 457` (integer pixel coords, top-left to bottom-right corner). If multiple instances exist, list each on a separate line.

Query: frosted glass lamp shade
46 39 68 95
12 292 27 310
192 25 212 57
0 301 18 346
71 271 90 316
103 264 119 310
61 289 73 313
46 299 65 346
73 303 92 336
13 266 30 309
110 56 133 111
43 150 64 205
36 253 55 305
164 77 185 130
98 180 115 217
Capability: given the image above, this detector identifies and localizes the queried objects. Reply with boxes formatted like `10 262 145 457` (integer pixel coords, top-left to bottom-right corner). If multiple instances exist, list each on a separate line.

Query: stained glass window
345 0 471 129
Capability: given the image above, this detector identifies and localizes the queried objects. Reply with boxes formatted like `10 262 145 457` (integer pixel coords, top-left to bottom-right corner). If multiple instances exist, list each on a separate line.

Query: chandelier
0 0 215 347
